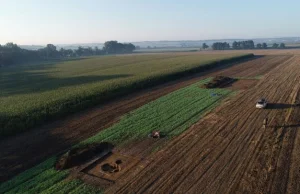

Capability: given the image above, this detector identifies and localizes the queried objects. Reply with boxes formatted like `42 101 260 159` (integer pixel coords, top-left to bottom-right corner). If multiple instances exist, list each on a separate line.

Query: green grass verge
0 78 233 193
0 53 253 136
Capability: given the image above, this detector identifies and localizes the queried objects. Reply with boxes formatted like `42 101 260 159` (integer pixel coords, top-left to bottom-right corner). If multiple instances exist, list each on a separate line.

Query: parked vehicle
256 98 268 108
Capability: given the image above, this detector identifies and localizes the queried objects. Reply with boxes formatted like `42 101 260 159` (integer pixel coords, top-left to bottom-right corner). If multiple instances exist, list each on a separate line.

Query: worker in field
263 118 268 129
152 131 160 138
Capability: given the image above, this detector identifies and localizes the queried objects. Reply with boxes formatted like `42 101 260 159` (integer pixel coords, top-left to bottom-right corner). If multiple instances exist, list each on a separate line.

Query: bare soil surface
0 55 291 182
106 55 300 194
224 79 259 90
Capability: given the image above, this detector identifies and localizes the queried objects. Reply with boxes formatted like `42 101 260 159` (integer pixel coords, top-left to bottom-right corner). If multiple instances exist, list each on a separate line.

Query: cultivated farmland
1 51 300 194
0 53 251 136
107 55 300 194
0 78 232 193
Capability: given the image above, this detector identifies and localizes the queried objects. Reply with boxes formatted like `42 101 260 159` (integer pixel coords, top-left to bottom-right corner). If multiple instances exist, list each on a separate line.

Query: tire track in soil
213 56 300 193
224 56 298 193
167 57 296 193
269 81 300 194
106 55 300 194
287 99 300 194
154 102 261 193
232 56 300 194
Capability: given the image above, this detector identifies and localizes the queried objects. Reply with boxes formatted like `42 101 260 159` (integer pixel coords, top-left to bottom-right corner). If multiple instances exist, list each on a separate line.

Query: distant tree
103 41 136 54
0 42 41 66
4 42 20 52
212 42 230 50
65 49 75 57
59 48 75 57
279 43 286 49
231 40 254 50
256 43 262 49
248 40 255 49
103 41 117 54
85 47 93 55
225 42 230 49
124 43 136 52
46 44 56 51
59 48 66 57
75 46 84 56
147 46 151 49
202 43 209 50
211 43 218 50
272 43 279 49
94 46 102 55
0 40 134 67
68 49 75 57
232 41 238 49
262 43 268 49
43 44 58 58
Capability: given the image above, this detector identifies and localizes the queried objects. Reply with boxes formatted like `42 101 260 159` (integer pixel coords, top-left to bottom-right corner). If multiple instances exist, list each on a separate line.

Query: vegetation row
0 54 253 136
0 41 135 67
202 40 286 50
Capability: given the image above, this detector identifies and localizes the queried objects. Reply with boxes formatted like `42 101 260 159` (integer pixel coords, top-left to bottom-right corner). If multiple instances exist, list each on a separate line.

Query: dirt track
106 55 300 194
0 55 291 182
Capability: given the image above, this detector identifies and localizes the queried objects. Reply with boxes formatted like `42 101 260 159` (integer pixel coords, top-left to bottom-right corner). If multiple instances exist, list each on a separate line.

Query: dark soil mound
55 142 114 170
203 76 237 89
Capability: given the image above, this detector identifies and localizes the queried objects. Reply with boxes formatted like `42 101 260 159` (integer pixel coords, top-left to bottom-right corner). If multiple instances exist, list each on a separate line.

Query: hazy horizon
1 0 300 45
13 36 299 46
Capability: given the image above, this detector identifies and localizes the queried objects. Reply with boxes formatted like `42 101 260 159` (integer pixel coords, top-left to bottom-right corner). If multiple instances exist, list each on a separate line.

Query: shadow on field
0 114 76 182
26 57 89 65
0 63 133 97
266 103 293 109
275 124 300 128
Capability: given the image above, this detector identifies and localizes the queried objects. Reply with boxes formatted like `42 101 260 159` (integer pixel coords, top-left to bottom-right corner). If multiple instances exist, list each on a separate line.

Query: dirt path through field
107 56 300 194
0 55 291 182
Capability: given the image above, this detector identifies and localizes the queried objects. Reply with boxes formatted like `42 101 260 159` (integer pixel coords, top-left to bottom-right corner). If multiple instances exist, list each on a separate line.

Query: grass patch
0 53 253 136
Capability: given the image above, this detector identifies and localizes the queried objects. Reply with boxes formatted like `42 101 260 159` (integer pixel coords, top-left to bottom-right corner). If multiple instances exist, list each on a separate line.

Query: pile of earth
55 142 114 170
203 76 237 88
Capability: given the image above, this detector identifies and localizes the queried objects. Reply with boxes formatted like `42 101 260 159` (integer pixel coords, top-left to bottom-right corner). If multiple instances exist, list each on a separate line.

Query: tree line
0 41 136 67
202 40 286 50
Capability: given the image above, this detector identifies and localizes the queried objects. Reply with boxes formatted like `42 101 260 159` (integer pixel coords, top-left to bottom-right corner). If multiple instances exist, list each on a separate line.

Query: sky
0 0 299 45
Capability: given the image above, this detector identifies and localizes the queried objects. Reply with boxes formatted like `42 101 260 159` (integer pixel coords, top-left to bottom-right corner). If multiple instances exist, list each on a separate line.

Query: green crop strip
0 78 233 193
82 78 232 146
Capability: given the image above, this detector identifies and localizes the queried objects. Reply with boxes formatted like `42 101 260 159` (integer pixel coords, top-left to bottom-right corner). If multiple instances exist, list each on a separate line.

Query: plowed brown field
106 56 300 194
0 54 293 186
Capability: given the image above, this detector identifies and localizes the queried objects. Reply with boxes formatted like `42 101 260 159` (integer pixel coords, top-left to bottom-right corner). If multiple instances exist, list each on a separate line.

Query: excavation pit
81 152 140 182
